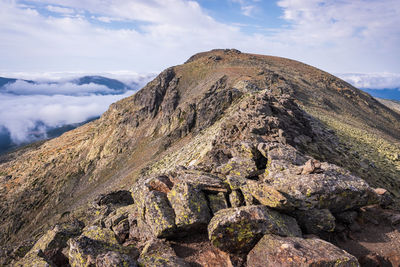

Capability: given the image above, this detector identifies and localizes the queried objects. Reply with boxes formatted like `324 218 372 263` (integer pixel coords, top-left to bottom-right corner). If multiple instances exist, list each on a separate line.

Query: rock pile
15 138 382 266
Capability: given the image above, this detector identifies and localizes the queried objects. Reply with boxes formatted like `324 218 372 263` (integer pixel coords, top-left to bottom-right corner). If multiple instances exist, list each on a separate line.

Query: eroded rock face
247 234 359 267
208 205 301 254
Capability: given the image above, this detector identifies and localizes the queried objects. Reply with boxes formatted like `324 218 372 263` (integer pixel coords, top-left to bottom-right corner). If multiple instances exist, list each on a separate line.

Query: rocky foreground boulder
3 49 400 266
13 129 386 266
247 234 359 267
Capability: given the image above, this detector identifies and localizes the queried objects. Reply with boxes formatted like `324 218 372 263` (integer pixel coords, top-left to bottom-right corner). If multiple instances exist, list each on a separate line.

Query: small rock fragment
301 159 322 174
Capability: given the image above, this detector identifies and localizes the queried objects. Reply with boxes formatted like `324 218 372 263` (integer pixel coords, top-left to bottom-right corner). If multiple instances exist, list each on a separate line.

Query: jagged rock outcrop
2 49 400 266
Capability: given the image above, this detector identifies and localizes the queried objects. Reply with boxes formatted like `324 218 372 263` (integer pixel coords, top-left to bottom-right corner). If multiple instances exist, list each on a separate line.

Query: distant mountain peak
74 75 130 90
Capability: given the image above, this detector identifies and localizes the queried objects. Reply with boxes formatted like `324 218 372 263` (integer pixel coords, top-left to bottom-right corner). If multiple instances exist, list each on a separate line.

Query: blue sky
0 0 400 86
1 0 400 148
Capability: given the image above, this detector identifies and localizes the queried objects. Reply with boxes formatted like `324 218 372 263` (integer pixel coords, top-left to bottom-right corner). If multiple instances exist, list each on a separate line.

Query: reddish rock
301 159 322 174
247 234 359 267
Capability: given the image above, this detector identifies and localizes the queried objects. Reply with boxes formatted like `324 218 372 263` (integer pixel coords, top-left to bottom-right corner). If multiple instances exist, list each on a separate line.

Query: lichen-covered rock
229 190 244 208
171 170 228 193
143 191 176 238
295 209 336 235
112 219 130 244
247 234 360 267
225 176 258 206
217 157 261 178
168 182 211 230
132 178 176 239
242 180 293 211
16 222 83 266
207 192 228 214
225 175 246 191
208 205 301 253
96 251 138 267
68 236 104 266
138 239 190 267
68 233 136 267
104 205 135 243
266 161 379 212
262 143 309 166
82 226 119 245
104 205 135 229
14 251 53 267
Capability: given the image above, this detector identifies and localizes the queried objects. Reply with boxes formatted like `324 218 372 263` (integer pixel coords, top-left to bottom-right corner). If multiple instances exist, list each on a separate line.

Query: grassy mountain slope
1 49 400 250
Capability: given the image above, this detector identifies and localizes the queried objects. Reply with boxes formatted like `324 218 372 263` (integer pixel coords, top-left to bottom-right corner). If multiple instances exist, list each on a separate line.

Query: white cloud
337 73 400 89
0 0 399 145
46 5 75 14
0 0 399 75
0 91 134 143
0 0 245 73
94 16 113 23
241 5 255 16
0 71 154 144
230 0 258 16
3 81 118 96
273 0 400 73
0 71 155 86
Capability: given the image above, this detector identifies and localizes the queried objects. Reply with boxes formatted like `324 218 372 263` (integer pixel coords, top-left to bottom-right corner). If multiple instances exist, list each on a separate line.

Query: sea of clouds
337 73 400 89
1 71 400 152
0 72 155 146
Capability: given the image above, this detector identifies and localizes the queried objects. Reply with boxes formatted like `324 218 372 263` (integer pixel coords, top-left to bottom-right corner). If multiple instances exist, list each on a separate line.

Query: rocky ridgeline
14 153 387 267
2 50 400 266
13 87 398 266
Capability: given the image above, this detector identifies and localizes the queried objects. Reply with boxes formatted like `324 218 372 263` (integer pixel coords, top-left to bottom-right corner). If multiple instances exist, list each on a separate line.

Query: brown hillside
1 49 400 266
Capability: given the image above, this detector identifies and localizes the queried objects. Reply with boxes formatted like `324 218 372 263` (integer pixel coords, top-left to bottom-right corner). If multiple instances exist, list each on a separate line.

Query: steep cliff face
1 49 400 266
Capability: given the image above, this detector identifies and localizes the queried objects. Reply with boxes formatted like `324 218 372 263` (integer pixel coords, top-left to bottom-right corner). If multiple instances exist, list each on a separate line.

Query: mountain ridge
1 49 400 266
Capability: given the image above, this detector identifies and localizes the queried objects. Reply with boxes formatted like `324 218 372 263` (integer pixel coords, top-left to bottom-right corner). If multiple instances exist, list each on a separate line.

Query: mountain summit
1 49 400 266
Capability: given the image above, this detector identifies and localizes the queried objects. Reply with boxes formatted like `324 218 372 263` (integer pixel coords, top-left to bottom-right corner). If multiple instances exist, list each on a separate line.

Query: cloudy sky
1 0 399 75
1 0 400 148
